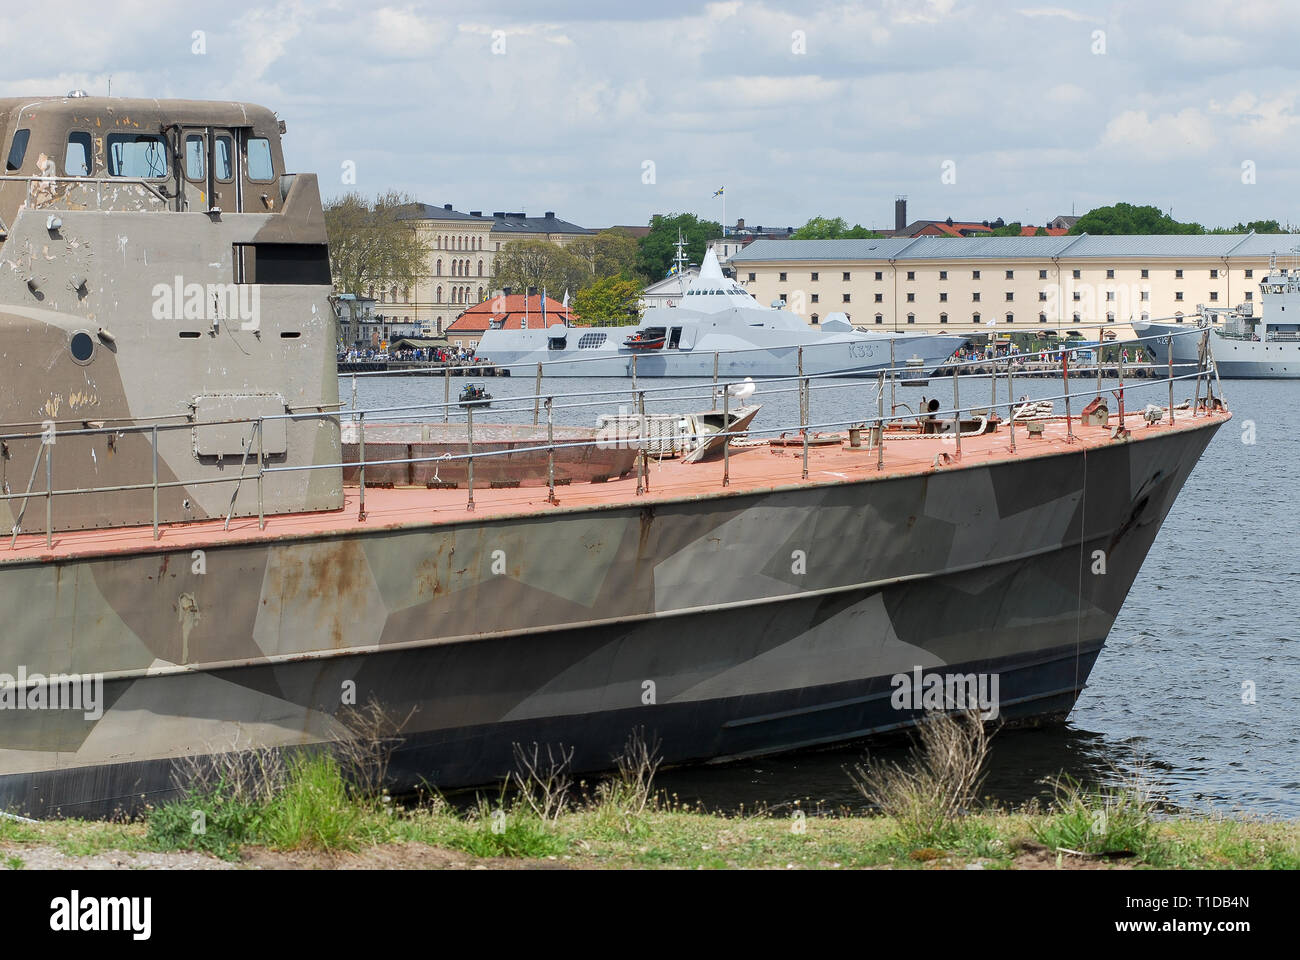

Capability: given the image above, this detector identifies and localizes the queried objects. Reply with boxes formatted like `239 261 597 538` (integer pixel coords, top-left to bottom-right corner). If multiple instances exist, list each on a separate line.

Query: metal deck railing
0 325 1226 549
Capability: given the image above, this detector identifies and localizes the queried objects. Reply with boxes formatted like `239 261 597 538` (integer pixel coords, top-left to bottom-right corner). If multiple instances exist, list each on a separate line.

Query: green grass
257 753 363 852
1033 776 1159 859
3 759 1297 869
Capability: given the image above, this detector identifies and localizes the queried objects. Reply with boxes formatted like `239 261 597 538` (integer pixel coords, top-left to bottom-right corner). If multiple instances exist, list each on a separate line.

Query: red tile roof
447 294 573 332
1020 226 1070 236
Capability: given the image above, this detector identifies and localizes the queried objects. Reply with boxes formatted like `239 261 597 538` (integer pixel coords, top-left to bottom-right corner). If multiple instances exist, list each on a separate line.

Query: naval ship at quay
1136 254 1300 378
476 244 966 379
0 95 1228 817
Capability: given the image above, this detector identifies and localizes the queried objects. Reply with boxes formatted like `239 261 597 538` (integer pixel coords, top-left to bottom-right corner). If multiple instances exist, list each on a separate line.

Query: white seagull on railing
714 376 755 403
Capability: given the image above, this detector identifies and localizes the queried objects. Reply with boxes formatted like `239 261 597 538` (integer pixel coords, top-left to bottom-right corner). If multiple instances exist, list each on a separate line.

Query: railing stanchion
357 412 366 521
45 439 52 549
546 396 557 505
1117 351 1127 429
889 338 896 417
466 405 475 511
722 382 730 488
533 362 542 426
801 376 810 480
1209 336 1224 407
152 423 160 540
990 345 997 411
952 368 962 461
1062 348 1074 442
876 373 885 471
797 347 806 425
256 418 265 530
639 390 650 493
443 364 449 423
1167 338 1175 424
1006 358 1017 454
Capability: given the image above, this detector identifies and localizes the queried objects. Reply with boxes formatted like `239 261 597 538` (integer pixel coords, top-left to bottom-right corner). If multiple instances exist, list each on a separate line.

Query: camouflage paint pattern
0 415 1222 816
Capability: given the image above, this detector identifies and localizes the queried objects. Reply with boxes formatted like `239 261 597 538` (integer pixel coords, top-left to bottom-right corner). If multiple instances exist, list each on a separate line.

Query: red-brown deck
2 409 1229 563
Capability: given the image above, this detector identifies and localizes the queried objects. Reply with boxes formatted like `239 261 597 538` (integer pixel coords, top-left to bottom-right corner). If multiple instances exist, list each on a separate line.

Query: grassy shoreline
2 776 1295 870
4 717 1293 870
2 807 1296 870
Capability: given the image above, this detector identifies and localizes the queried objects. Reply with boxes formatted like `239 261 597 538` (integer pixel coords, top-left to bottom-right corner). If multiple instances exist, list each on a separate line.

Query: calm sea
347 368 1298 816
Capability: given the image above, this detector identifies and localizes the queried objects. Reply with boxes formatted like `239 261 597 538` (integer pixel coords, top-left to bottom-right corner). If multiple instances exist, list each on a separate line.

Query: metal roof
730 233 1293 263
730 239 918 262
490 212 591 236
896 236 1078 260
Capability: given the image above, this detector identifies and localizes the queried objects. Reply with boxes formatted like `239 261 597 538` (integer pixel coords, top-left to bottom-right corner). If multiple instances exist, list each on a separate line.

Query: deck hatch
192 394 288 458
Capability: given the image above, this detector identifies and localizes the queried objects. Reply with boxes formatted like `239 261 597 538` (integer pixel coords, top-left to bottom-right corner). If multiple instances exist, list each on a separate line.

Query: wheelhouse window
247 138 275 181
184 135 205 181
215 136 234 182
106 134 169 179
6 129 30 171
64 132 92 176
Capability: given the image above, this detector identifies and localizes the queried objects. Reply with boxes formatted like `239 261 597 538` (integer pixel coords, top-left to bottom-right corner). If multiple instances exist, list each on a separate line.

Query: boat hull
0 417 1221 817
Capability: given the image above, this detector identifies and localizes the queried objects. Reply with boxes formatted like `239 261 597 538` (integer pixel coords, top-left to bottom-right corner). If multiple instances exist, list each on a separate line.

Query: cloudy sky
3 0 1297 231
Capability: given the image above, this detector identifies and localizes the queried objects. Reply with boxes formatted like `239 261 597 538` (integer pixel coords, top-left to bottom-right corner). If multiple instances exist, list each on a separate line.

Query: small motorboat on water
624 329 667 350
458 383 493 407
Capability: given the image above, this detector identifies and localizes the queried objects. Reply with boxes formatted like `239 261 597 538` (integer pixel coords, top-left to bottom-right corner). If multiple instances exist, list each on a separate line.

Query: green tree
791 216 883 239
1207 219 1285 234
323 191 432 295
572 274 642 326
569 229 642 281
1069 203 1204 235
492 239 589 298
636 213 722 280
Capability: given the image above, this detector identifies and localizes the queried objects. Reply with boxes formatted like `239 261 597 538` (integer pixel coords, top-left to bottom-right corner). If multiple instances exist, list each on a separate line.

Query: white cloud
1101 108 1216 159
1016 6 1097 22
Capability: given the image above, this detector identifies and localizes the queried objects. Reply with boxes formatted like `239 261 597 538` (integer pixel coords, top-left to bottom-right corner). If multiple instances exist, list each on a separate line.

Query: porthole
70 330 95 364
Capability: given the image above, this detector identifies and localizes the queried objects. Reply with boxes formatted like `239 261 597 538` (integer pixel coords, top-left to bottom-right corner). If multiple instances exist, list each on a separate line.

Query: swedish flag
712 186 724 197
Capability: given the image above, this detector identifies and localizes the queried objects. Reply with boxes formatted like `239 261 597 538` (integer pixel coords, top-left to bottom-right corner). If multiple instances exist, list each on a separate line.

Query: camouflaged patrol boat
0 95 1229 817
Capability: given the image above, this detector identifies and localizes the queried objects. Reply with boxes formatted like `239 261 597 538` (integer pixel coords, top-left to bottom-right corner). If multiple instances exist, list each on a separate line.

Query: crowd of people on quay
337 345 479 364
